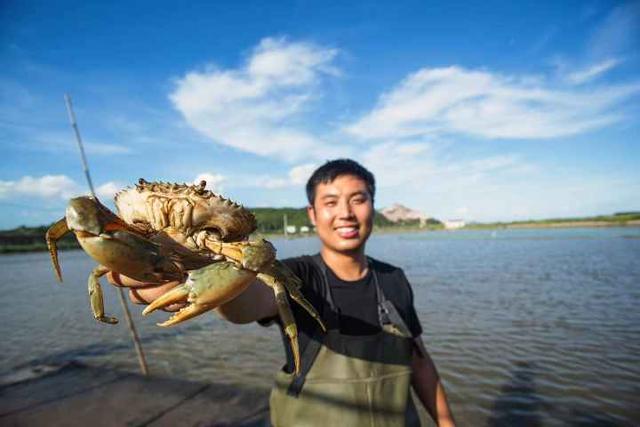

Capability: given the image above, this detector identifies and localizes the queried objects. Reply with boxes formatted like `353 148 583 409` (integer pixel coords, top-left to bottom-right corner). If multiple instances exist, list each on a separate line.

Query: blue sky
1 1 639 228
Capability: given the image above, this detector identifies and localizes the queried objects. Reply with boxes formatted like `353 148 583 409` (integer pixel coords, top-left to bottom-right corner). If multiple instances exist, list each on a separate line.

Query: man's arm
214 279 277 323
107 272 278 324
411 338 456 427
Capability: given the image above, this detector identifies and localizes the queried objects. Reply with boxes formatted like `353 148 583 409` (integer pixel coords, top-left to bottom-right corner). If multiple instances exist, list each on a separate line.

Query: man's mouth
335 225 359 239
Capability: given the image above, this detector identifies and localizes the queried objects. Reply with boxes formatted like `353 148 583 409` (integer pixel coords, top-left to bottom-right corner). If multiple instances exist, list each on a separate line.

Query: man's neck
320 247 368 281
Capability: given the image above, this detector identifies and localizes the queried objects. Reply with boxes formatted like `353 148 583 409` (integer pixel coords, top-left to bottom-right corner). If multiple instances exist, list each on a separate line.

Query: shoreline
465 219 640 230
2 222 639 255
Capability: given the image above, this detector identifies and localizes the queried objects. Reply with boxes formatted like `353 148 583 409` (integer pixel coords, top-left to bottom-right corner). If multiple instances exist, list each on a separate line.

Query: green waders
269 256 421 427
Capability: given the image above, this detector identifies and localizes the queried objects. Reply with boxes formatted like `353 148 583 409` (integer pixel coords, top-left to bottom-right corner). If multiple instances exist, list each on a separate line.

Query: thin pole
64 94 149 376
64 94 95 197
283 214 288 237
117 286 149 375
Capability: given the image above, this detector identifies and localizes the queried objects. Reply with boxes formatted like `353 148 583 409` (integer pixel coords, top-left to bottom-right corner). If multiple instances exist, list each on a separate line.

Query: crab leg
89 265 118 324
257 273 302 375
45 217 70 282
261 262 327 332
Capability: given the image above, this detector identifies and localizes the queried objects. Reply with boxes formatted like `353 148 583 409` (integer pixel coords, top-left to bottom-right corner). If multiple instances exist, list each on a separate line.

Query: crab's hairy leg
45 217 69 282
259 276 301 376
282 280 327 333
201 239 240 261
201 238 276 272
260 263 327 332
89 265 118 324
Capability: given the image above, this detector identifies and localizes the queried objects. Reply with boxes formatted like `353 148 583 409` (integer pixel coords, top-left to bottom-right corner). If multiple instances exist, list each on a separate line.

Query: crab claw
145 261 257 327
142 284 190 316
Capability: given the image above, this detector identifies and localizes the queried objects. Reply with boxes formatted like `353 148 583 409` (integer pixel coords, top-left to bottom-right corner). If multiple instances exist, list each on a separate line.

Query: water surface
1 227 639 426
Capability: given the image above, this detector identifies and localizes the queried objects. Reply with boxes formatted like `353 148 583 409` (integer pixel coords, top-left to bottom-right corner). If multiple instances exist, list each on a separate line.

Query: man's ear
306 205 316 226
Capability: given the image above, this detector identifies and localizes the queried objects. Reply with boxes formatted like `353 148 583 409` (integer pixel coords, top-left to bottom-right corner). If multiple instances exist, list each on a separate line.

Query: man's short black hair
306 159 375 205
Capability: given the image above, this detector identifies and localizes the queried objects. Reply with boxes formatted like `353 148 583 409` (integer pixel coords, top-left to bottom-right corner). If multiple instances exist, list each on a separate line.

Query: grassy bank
465 212 640 230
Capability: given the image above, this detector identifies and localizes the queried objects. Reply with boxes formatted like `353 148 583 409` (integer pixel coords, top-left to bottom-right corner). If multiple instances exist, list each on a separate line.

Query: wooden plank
0 363 269 427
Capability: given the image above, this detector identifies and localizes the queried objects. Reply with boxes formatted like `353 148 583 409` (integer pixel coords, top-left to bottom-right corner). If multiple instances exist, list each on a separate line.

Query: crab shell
114 179 257 249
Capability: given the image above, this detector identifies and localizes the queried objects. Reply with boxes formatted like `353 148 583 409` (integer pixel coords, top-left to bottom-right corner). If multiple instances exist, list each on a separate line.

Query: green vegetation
0 225 79 254
0 208 427 254
250 207 398 232
466 212 640 229
3 210 636 254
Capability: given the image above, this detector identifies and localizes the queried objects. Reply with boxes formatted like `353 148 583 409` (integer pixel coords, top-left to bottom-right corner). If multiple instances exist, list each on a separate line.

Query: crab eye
202 227 222 240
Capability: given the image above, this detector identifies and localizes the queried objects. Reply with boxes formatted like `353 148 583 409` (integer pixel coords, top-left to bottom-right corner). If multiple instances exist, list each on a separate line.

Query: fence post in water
64 94 150 376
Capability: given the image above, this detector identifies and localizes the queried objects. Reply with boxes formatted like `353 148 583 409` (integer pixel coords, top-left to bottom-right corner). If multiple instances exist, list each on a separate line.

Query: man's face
307 174 374 255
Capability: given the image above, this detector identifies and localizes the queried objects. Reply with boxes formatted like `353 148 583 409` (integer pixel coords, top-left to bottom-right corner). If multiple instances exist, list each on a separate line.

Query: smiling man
217 159 455 426
110 159 455 426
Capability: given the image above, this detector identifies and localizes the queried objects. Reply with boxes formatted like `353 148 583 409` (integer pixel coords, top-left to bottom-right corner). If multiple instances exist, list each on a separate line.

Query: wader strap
370 257 414 338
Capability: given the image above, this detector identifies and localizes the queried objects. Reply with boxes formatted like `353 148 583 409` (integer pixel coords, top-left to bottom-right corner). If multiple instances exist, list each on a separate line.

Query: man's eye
325 201 336 207
352 198 366 204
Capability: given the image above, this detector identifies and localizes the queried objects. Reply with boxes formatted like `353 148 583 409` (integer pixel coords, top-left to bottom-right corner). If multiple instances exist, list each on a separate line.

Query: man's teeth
337 226 357 232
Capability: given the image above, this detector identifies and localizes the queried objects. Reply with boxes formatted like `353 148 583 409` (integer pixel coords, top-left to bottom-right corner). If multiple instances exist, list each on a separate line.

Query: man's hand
106 270 278 322
106 272 186 312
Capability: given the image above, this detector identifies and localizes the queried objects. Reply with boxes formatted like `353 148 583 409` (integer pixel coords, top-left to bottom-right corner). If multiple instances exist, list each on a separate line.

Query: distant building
286 225 297 234
443 219 466 230
300 226 310 233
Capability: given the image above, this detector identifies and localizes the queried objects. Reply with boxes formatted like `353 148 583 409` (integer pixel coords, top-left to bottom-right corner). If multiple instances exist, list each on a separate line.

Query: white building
443 219 466 230
285 225 297 234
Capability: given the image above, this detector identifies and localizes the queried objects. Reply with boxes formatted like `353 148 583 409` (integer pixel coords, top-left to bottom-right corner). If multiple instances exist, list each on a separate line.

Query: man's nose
337 200 354 218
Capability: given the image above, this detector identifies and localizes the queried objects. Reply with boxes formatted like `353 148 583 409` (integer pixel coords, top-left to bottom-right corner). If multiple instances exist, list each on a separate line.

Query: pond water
1 227 639 426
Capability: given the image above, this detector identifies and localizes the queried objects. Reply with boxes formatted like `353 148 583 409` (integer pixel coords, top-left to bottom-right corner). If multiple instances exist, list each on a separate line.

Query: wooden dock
0 362 269 426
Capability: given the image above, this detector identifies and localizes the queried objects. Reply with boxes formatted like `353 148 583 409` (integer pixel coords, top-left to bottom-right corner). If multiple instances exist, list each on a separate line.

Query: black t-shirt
262 255 423 373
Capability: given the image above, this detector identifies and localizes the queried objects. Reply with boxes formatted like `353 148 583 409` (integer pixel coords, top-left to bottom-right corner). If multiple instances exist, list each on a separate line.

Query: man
110 159 455 426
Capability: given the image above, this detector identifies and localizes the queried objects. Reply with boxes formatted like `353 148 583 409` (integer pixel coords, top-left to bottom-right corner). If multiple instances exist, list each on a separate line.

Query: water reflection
488 361 545 427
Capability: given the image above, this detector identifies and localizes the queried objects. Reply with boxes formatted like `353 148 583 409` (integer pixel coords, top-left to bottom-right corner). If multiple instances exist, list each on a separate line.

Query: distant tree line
250 207 396 232
0 208 402 252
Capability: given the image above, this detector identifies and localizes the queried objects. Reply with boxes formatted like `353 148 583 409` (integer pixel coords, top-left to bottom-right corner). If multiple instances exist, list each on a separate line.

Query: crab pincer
143 262 257 327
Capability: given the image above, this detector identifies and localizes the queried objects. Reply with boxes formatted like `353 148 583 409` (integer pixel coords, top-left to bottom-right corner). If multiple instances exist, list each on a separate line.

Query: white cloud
84 142 132 155
346 66 640 140
287 163 317 185
360 141 528 191
233 163 318 190
0 175 82 199
0 175 125 202
565 58 621 85
194 173 225 191
96 181 122 199
170 37 339 161
356 140 547 220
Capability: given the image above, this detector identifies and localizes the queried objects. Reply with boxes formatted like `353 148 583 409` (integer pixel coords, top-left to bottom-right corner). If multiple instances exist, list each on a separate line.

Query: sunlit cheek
318 208 335 222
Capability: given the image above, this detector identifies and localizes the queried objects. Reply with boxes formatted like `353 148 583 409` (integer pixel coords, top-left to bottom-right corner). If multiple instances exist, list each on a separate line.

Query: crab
45 179 325 374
